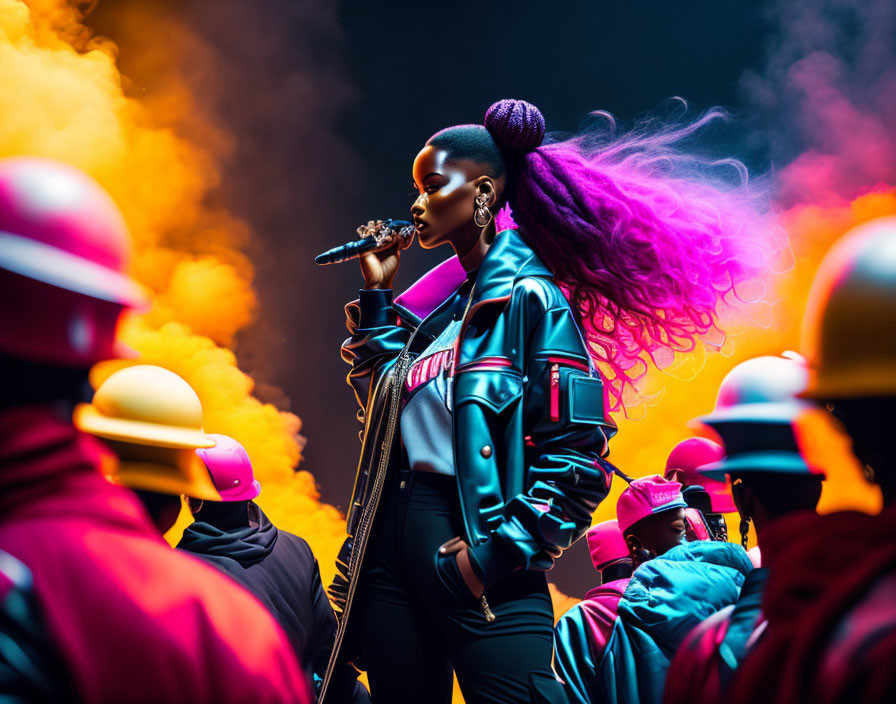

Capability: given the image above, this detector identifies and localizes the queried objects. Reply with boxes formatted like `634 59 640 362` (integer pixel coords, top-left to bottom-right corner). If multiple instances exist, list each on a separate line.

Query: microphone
315 219 416 266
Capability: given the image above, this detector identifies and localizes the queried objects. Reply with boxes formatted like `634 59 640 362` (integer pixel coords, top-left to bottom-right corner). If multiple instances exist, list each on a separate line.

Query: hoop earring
473 193 493 228
739 517 751 549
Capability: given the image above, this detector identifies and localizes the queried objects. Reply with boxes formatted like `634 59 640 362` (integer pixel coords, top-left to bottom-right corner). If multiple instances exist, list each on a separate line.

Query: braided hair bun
484 99 545 153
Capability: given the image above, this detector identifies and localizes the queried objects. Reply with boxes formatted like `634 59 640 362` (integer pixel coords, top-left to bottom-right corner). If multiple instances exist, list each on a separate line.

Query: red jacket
0 405 309 704
731 507 896 704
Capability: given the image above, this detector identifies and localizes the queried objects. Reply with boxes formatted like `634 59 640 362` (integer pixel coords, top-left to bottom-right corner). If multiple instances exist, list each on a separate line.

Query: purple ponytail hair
446 100 776 412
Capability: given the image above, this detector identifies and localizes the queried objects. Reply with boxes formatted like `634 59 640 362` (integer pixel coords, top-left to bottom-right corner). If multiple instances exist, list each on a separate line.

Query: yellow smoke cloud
0 0 346 572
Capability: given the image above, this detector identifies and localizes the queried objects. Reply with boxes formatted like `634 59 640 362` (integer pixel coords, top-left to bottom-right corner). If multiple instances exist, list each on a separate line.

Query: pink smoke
741 0 896 207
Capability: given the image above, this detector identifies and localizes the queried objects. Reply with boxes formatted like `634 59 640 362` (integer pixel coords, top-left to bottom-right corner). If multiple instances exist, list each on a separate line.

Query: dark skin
133 489 183 535
360 146 504 287
731 484 769 538
359 145 505 599
730 477 822 551
828 398 896 505
188 497 256 528
624 508 687 568
599 559 634 586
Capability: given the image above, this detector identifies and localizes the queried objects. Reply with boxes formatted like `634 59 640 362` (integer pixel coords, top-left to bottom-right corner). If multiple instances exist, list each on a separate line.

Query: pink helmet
194 434 261 502
617 475 687 534
0 157 144 366
664 438 737 514
586 520 630 571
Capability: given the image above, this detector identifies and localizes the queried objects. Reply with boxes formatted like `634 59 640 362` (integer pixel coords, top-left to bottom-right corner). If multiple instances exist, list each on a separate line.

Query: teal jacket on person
554 540 753 704
327 228 616 640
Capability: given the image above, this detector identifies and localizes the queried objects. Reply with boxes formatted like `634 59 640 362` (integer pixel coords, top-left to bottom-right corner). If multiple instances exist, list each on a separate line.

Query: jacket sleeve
341 289 412 410
468 295 615 588
554 605 603 704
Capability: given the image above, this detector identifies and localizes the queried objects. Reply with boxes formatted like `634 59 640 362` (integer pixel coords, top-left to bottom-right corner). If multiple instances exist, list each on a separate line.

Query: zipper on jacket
480 595 496 623
320 345 414 703
550 363 560 422
546 355 590 423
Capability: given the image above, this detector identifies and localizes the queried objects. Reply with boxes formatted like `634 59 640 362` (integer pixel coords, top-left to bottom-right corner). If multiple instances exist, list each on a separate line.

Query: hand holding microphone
315 219 415 289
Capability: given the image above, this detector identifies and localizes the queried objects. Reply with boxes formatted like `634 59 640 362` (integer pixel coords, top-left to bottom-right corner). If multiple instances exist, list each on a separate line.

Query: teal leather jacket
322 229 616 694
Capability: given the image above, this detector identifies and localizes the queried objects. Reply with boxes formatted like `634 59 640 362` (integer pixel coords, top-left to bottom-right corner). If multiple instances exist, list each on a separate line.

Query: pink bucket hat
586 520 630 571
617 475 687 534
195 434 261 502
664 438 737 514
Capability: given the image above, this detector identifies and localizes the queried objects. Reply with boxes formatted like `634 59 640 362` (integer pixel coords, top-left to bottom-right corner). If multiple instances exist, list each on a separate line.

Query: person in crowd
0 155 307 703
324 96 770 703
617 476 689 564
731 217 896 704
553 520 633 704
555 475 752 704
664 437 735 541
587 519 634 586
74 364 224 533
664 353 825 704
178 435 369 702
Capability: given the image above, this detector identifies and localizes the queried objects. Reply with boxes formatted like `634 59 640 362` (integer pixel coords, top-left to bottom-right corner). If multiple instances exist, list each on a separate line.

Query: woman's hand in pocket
439 536 485 599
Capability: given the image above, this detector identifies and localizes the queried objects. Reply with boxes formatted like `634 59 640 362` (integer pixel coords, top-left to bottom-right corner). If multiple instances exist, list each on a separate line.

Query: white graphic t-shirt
400 319 462 476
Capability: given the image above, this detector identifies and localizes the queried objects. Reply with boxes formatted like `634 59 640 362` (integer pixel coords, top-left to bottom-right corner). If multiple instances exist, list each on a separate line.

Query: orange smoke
0 0 346 569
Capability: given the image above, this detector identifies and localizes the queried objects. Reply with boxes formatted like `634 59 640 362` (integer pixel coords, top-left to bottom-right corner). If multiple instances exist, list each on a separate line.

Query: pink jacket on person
0 405 309 704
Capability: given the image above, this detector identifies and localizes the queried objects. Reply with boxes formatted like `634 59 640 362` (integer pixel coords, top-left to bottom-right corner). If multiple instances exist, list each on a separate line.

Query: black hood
178 504 278 566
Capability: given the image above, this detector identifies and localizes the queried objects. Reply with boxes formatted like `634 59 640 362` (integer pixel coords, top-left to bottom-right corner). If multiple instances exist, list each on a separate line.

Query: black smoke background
89 0 772 594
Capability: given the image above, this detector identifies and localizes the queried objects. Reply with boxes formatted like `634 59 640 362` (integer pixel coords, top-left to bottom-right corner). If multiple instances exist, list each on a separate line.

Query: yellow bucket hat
75 365 221 500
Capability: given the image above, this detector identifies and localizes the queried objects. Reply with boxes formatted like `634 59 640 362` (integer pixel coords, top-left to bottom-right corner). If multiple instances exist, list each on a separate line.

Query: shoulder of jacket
277 530 317 562
510 275 570 313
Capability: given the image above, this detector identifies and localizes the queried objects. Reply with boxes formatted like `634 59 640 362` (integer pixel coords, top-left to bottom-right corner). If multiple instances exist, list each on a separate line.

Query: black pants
352 468 566 704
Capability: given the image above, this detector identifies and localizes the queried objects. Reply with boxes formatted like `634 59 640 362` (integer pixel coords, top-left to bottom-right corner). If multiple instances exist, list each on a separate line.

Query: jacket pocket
433 550 498 622
532 354 611 427
453 366 523 415
433 549 478 604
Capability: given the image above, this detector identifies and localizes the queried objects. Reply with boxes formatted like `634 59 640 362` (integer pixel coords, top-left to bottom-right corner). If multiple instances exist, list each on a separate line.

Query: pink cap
617 475 687 534
664 438 737 514
586 520 629 570
195 434 261 502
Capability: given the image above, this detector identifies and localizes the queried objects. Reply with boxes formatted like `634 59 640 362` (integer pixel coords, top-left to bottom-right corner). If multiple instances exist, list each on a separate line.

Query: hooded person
553 520 633 704
73 364 309 702
586 519 635 588
0 156 307 704
177 435 369 703
730 217 896 704
554 475 752 704
664 354 825 704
